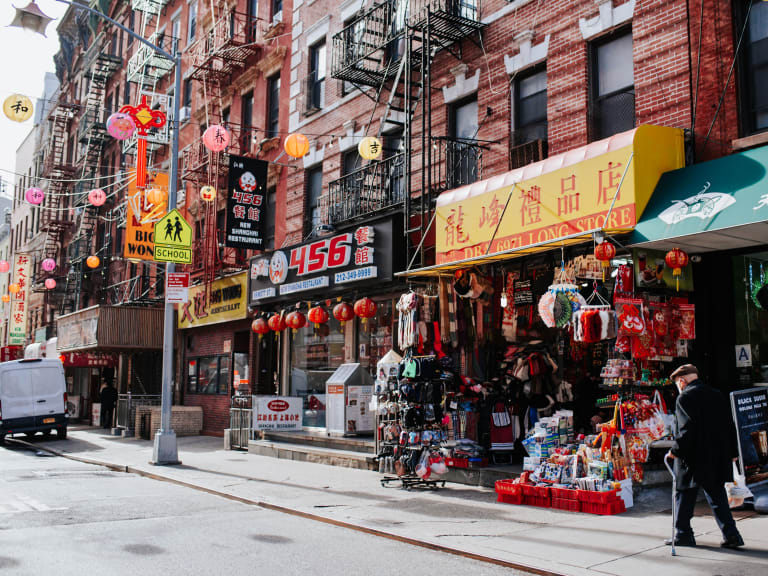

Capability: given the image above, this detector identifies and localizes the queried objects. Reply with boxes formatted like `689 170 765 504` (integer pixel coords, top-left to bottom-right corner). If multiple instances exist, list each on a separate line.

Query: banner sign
226 154 268 250
248 217 398 305
9 253 31 345
253 396 302 431
0 345 23 362
124 170 169 261
60 352 119 368
56 306 99 350
730 387 768 480
178 272 248 329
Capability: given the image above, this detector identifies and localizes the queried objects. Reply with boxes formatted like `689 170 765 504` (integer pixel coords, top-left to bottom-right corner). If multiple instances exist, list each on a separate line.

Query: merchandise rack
381 474 446 490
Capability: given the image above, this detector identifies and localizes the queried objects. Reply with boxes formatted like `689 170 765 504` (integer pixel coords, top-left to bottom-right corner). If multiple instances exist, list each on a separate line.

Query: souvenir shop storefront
247 215 405 430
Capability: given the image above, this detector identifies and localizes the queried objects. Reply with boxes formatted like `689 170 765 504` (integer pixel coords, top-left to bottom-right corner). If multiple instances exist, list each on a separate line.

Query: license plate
43 418 55 424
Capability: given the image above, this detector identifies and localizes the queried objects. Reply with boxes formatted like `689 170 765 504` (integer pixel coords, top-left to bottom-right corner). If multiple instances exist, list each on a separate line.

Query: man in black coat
666 364 744 549
99 381 117 430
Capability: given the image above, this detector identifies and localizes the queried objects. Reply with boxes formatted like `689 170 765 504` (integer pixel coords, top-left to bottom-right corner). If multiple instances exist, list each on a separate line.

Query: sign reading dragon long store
248 218 398 305
178 272 248 329
435 125 685 265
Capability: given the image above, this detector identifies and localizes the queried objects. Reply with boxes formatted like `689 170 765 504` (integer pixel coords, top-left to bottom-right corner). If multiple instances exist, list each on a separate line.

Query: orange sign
124 170 169 261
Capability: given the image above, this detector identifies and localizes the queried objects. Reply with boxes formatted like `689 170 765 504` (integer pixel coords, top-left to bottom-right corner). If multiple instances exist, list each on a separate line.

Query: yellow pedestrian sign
154 209 193 264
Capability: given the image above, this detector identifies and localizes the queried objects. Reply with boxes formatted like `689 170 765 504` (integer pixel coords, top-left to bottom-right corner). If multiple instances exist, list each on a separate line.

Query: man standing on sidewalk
100 381 117 431
666 364 744 549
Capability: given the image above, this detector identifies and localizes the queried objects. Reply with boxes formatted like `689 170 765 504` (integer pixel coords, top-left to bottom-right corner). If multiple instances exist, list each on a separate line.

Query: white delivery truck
0 358 68 444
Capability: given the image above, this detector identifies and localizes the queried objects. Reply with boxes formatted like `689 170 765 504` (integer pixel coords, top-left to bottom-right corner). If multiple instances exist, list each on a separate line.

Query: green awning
630 144 768 252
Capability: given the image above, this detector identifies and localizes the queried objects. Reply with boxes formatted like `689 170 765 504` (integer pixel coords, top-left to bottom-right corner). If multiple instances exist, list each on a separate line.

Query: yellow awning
399 125 684 277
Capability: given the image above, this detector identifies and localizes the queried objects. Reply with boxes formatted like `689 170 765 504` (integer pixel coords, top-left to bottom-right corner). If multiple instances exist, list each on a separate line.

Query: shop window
356 298 395 378
233 351 249 396
305 165 323 235
512 67 548 146
734 252 768 385
187 355 231 394
738 1 768 135
589 31 635 140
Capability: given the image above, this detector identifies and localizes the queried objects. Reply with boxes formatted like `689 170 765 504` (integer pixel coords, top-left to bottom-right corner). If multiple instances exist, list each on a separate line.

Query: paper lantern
332 302 354 327
594 241 616 281
3 94 33 123
284 133 310 158
86 255 100 269
268 313 287 332
1 294 9 303
25 187 44 205
251 317 270 339
200 185 216 202
88 188 107 206
285 310 307 333
358 136 382 160
146 187 167 206
0 260 9 273
42 258 56 272
106 112 136 140
353 297 377 324
308 305 329 328
8 283 20 294
203 125 230 152
665 248 689 291
45 278 57 290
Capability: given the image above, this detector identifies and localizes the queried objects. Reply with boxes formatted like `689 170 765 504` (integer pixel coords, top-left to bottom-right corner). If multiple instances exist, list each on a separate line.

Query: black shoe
720 535 744 549
664 537 696 547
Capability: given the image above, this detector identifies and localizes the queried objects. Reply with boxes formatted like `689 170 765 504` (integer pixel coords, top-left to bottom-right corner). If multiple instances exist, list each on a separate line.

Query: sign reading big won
248 217 400 305
226 155 268 250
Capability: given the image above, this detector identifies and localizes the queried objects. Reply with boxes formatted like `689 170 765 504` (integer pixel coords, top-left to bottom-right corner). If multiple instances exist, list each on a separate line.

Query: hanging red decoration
285 310 307 333
251 317 270 339
203 125 230 152
665 248 689 291
594 241 616 281
332 302 355 326
268 313 286 332
308 305 329 328
119 95 167 188
353 297 377 324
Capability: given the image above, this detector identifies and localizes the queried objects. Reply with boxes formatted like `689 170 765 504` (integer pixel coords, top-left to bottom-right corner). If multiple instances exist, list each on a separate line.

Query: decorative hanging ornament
41 258 56 272
88 188 107 206
251 317 270 339
8 283 20 294
1 294 9 303
146 187 168 206
86 255 100 269
308 305 329 328
284 132 310 158
203 125 230 152
25 187 44 205
353 297 377 324
594 241 616 281
268 313 287 332
106 112 136 140
665 248 689 291
332 302 354 327
45 278 56 290
0 260 9 273
358 136 382 160
285 310 307 334
119 95 167 188
3 94 34 123
200 185 216 202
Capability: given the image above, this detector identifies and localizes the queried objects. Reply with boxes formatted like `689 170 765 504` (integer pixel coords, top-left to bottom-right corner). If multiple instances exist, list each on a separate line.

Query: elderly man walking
666 364 744 549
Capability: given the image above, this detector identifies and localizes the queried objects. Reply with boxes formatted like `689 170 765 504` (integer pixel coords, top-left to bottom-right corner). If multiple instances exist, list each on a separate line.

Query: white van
0 358 68 443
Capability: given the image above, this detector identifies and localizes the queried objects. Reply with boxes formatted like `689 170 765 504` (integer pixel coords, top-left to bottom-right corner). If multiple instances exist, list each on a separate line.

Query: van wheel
56 427 67 440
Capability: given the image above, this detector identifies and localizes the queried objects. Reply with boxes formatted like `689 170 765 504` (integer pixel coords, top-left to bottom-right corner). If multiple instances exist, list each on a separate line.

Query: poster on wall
8 253 31 345
226 154 268 250
253 396 302 431
730 387 768 481
632 248 694 291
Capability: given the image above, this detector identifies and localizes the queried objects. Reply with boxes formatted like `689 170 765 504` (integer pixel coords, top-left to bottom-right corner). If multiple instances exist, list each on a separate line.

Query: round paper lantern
285 310 307 333
358 136 382 160
3 94 34 123
1 294 9 303
86 255 100 269
268 313 287 332
25 187 44 205
146 187 167 206
332 302 355 327
308 305 329 328
353 297 377 323
251 317 270 339
200 185 216 202
284 133 310 158
45 278 57 290
88 188 107 206
0 260 9 273
8 283 20 294
665 248 689 291
106 112 136 140
203 125 230 152
42 258 56 272
594 241 616 280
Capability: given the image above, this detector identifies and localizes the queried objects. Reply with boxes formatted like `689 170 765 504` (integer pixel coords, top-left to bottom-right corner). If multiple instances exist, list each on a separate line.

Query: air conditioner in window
179 106 191 123
272 11 283 25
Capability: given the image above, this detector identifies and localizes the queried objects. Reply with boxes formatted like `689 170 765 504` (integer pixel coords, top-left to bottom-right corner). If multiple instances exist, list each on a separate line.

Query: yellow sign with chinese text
435 125 684 265
178 272 248 329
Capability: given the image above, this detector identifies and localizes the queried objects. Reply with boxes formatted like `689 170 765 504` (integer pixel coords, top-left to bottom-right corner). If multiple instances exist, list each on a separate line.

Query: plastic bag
415 450 432 480
725 461 753 508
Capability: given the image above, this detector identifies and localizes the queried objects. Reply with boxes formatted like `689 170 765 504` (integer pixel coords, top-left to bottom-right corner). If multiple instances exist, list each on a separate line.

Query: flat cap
670 364 698 380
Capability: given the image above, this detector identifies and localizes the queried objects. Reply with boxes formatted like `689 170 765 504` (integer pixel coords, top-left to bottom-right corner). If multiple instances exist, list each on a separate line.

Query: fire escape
328 0 484 270
61 32 122 313
181 6 262 285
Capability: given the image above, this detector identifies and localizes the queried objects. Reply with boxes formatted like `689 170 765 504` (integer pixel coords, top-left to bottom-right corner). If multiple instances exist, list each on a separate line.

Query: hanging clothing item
439 278 451 344
502 272 519 342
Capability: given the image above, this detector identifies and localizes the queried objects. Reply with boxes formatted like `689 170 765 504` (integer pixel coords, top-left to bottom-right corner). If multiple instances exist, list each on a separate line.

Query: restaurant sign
178 272 248 329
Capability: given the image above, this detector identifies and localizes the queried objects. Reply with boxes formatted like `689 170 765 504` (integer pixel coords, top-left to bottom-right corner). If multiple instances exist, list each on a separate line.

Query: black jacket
100 385 117 409
671 379 738 489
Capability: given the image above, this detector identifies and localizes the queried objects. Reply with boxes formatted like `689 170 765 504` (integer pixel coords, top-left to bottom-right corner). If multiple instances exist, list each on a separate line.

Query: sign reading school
153 209 193 264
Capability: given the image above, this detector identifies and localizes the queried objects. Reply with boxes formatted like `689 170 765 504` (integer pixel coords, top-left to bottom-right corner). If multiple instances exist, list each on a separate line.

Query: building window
266 75 280 138
590 31 635 140
264 187 276 250
187 355 231 395
306 166 323 234
183 79 193 108
308 41 326 111
171 16 182 54
241 92 253 149
188 1 197 43
272 0 282 20
740 1 768 135
512 68 547 145
449 96 479 187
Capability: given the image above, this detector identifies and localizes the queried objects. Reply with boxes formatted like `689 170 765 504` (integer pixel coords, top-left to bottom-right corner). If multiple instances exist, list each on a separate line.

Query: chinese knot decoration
251 317 270 339
285 310 307 334
203 125 230 152
268 313 287 332
284 132 310 158
25 187 44 205
88 188 107 206
353 297 377 323
594 241 616 281
332 302 354 327
42 258 56 272
665 248 689 291
308 305 329 328
119 95 167 188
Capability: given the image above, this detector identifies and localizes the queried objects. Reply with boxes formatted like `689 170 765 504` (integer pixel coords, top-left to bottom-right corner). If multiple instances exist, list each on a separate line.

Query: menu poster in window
730 387 768 480
226 155 268 249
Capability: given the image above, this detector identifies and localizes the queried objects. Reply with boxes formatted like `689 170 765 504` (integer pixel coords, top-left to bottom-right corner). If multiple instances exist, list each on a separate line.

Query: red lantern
251 317 270 339
285 310 307 333
353 297 377 324
308 305 329 328
268 313 286 332
665 248 689 291
333 302 354 327
594 241 616 281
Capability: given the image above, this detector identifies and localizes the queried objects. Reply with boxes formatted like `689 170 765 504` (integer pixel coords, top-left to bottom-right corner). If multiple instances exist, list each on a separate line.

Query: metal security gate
229 396 252 450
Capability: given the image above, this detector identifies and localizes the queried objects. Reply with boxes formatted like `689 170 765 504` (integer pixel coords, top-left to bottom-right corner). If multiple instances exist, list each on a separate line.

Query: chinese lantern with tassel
594 241 616 281
333 302 354 328
308 305 329 328
353 297 377 324
285 310 307 334
268 313 286 332
665 248 689 291
251 317 270 340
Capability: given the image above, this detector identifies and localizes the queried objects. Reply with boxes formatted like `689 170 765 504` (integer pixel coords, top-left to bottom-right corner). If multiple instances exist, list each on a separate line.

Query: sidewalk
24 426 768 576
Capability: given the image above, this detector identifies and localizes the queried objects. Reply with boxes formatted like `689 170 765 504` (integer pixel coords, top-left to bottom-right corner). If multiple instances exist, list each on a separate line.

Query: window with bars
740 0 768 135
305 166 323 235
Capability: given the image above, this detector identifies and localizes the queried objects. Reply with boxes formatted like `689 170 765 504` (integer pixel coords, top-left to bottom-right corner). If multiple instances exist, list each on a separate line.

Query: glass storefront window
233 352 249 395
734 253 768 385
187 355 231 394
357 297 395 378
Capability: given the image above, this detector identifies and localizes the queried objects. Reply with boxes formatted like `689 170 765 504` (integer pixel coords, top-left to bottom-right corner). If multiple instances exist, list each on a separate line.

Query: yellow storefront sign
435 125 684 266
178 272 248 329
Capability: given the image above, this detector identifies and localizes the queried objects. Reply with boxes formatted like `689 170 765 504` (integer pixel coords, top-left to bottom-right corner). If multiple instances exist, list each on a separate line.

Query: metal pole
152 52 182 465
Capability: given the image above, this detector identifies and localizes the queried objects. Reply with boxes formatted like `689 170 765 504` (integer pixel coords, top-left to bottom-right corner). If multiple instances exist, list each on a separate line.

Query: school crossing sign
153 209 193 264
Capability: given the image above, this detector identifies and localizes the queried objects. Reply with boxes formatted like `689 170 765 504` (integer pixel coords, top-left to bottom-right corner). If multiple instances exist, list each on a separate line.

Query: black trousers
102 406 115 429
675 483 740 540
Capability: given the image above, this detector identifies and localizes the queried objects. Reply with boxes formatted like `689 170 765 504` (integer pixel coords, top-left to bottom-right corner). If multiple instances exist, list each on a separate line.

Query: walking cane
664 452 676 557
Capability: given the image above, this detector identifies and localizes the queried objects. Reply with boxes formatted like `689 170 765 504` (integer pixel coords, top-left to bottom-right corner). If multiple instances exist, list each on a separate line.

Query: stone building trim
442 64 480 104
504 31 550 76
579 0 636 40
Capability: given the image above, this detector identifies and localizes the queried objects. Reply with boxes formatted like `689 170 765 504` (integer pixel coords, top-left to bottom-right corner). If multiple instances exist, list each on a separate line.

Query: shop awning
56 305 164 351
398 125 685 277
629 144 768 253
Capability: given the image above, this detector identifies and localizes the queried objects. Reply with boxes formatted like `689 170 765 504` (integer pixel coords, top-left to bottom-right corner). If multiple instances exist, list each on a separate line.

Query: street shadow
122 544 165 556
250 534 293 544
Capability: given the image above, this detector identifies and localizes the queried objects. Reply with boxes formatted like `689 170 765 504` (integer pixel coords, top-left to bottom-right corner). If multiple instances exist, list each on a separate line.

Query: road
0 441 527 576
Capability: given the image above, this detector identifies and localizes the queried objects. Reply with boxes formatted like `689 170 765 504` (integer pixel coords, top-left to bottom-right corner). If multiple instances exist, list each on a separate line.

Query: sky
0 0 69 197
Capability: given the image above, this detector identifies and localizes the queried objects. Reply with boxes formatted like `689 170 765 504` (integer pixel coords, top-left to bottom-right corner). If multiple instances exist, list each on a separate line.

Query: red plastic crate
581 500 626 515
552 497 582 512
446 457 468 468
523 495 551 508
495 480 522 496
550 487 579 500
497 492 524 505
521 484 550 498
578 489 620 504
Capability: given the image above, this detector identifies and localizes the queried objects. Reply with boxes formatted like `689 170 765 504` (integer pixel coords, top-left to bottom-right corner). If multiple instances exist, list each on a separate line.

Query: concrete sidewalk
19 426 768 576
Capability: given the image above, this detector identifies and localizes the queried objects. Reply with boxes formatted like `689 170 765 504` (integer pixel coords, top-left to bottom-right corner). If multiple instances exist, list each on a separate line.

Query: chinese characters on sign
9 254 31 345
178 272 248 329
123 171 169 261
226 155 268 250
253 396 303 431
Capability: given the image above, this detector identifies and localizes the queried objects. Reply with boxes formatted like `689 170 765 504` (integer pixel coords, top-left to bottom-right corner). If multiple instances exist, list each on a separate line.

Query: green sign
154 209 192 264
